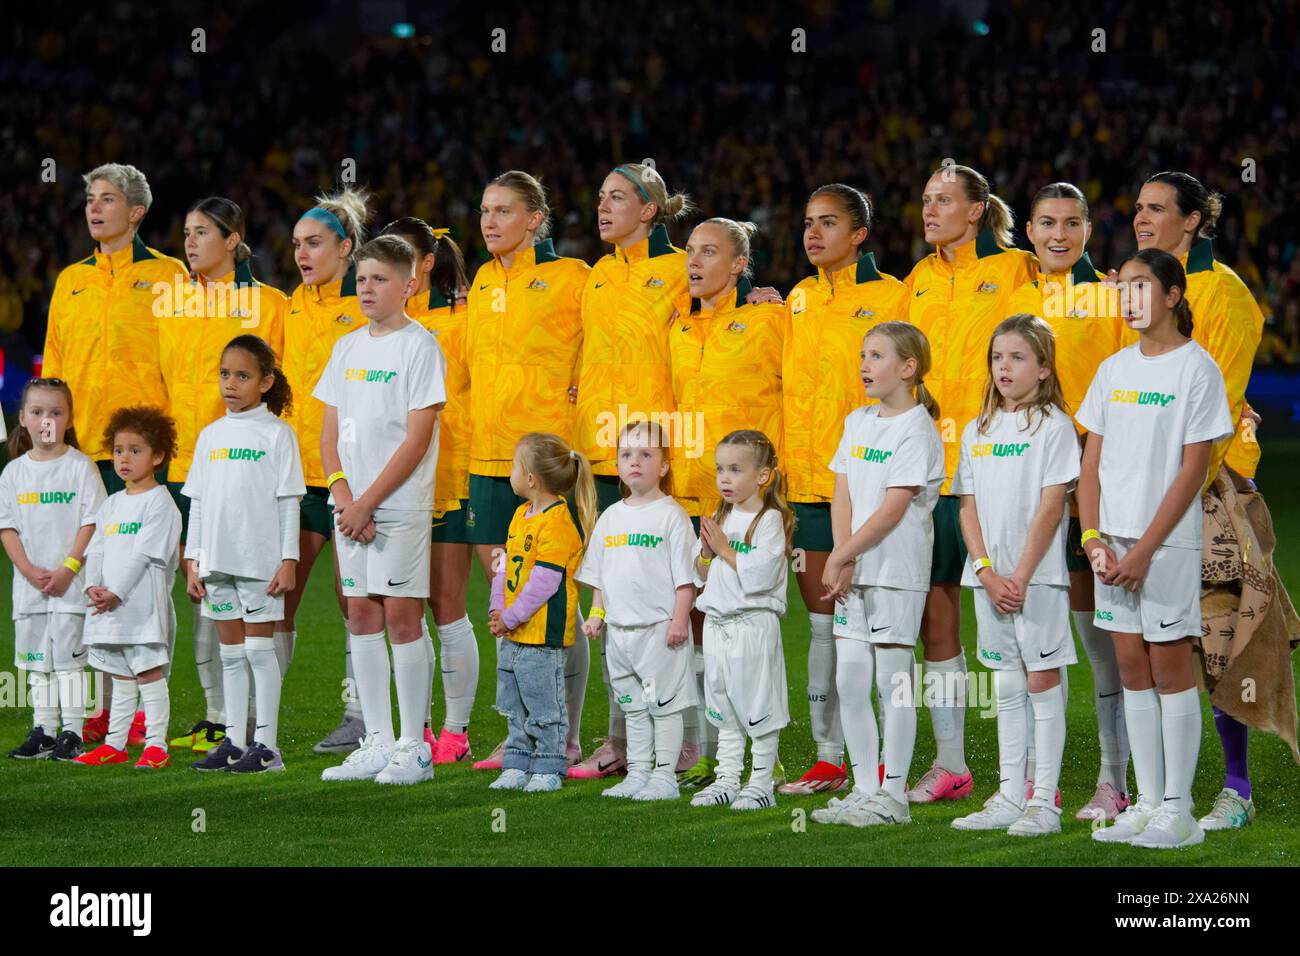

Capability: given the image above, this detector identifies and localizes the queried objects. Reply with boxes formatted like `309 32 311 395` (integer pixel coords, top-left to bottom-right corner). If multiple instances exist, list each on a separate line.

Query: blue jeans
497 639 569 775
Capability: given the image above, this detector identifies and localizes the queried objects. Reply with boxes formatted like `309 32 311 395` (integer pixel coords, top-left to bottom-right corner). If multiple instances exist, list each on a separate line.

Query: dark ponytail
1144 171 1223 240
1124 248 1194 338
8 378 80 460
189 196 252 263
381 217 469 309
223 334 293 417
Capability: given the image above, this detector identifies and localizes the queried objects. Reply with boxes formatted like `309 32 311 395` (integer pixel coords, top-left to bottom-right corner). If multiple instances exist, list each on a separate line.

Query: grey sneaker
313 714 366 754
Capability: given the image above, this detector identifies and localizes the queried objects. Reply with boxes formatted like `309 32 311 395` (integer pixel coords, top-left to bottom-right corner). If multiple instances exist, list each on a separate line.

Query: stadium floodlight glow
392 22 415 39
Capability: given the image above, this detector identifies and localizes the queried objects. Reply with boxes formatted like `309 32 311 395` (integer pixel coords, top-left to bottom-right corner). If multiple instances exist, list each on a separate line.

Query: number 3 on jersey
506 554 524 592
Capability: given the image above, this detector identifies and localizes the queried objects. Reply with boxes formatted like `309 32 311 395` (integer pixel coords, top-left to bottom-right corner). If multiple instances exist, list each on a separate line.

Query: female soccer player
903 163 1037 803
568 163 692 781
779 183 909 796
466 171 590 770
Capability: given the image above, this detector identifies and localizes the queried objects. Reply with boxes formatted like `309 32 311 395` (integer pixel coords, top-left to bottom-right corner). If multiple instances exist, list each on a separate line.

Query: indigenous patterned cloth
1198 466 1300 762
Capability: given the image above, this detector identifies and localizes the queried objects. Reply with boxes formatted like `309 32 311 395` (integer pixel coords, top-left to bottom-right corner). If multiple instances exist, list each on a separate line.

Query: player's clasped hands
85 586 120 615
820 548 853 604
488 609 509 637
698 515 728 560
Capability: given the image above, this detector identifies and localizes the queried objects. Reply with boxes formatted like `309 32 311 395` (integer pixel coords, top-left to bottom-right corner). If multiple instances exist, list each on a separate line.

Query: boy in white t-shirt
1079 250 1233 849
315 235 448 786
816 322 945 828
75 406 182 769
950 314 1081 836
577 420 697 802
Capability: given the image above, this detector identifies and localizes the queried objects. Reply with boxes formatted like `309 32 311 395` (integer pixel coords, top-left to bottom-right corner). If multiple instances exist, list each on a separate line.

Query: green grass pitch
2 442 1298 867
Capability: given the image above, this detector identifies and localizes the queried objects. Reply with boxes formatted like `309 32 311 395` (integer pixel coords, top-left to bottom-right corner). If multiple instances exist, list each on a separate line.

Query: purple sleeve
501 565 564 630
490 567 506 615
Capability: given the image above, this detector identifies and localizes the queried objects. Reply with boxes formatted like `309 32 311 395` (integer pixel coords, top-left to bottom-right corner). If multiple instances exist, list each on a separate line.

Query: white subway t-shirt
692 507 788 618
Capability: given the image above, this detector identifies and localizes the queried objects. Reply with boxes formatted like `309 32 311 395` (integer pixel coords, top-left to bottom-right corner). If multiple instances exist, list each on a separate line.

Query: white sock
653 711 684 778
106 679 137 750
625 707 653 775
272 628 295 679
563 612 590 749
138 678 170 750
601 632 626 742
926 652 968 773
1123 687 1164 807
220 643 250 750
808 613 843 763
681 695 699 755
245 637 281 750
876 646 917 803
694 647 717 758
421 617 435 728
56 669 84 736
1159 688 1201 811
343 623 364 720
714 718 745 785
835 639 879 795
1075 610 1128 791
1029 683 1065 810
748 730 781 792
94 672 113 720
29 671 57 732
194 608 223 723
995 669 1028 807
390 638 430 744
350 631 394 746
436 615 478 732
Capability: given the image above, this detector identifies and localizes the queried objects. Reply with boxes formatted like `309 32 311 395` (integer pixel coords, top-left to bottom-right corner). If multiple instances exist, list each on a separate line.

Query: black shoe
192 737 243 771
9 726 56 759
50 730 84 761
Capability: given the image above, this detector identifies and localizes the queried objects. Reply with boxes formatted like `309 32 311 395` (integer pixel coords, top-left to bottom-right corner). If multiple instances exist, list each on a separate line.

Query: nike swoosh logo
479 283 489 290
597 760 619 772
870 625 890 633
98 753 114 763
72 650 87 659
595 281 607 288
387 578 411 587
748 715 769 727
256 724 268 729
914 289 927 297
442 669 457 675
290 309 301 315
886 774 901 779
656 694 677 708
72 288 86 296
195 658 212 666
751 765 767 772
245 606 267 615
1039 647 1063 658
1099 691 1121 698
1160 618 1183 629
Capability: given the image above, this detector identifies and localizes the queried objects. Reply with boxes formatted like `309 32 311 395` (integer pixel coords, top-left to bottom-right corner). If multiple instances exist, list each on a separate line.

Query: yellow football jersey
502 497 584 648
158 261 289 481
574 224 687 476
466 239 589 476
904 230 1038 494
281 265 367 487
783 253 908 502
1008 252 1135 433
407 287 470 511
43 236 188 459
668 277 785 516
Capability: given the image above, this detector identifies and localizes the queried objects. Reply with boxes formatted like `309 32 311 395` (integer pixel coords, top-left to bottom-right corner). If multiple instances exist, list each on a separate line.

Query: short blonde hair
83 163 153 213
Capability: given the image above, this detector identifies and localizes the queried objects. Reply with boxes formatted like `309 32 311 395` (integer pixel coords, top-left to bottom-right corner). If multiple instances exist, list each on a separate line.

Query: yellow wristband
588 607 606 620
326 471 347 489
1080 528 1101 545
63 556 82 574
699 555 713 566
971 556 992 573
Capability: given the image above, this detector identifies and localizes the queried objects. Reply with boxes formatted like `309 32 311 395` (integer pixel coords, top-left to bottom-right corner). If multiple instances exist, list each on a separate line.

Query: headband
612 166 652 204
300 206 348 240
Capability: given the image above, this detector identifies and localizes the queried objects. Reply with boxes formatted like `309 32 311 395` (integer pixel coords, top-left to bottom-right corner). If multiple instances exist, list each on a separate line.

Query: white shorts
88 642 171 677
335 509 432 599
1093 535 1201 643
606 620 698 717
200 572 283 623
833 585 925 646
702 610 789 738
14 613 86 672
972 585 1077 671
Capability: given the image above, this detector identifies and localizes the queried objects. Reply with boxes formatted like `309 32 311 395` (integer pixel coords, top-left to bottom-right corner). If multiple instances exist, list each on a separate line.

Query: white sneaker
603 770 651 799
842 789 911 827
810 788 873 825
489 768 530 790
1092 797 1159 843
375 736 434 785
321 733 391 781
1131 805 1205 849
631 773 680 802
1198 788 1255 831
952 790 1023 830
730 784 776 811
1008 805 1062 837
690 779 740 807
523 772 562 793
